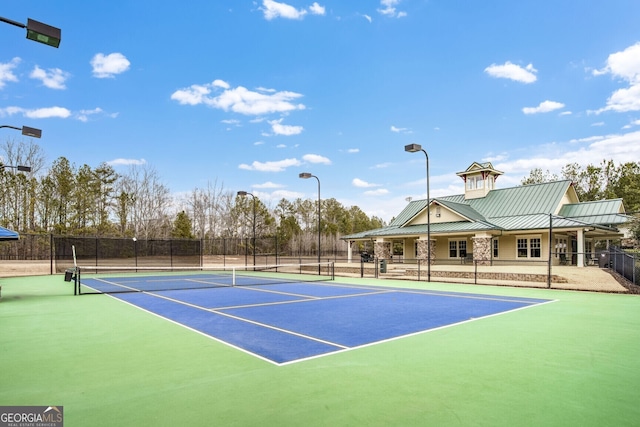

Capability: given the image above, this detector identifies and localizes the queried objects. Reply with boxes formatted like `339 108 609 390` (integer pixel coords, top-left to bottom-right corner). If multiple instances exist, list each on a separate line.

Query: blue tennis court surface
99 281 552 365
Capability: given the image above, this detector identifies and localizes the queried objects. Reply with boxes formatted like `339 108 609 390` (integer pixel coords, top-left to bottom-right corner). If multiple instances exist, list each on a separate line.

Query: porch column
471 235 492 266
347 241 353 263
374 240 391 260
416 237 434 264
577 229 585 267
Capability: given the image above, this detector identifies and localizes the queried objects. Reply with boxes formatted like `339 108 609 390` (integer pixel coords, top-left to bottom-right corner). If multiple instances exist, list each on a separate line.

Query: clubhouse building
343 162 629 267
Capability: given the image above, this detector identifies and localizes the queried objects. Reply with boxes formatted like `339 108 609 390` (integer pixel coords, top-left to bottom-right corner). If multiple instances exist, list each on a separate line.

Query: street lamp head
237 191 248 196
26 18 61 48
17 165 31 172
404 143 422 153
299 172 312 179
21 126 42 138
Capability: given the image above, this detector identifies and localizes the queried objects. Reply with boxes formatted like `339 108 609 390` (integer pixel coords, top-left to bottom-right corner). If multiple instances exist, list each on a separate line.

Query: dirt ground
0 260 632 294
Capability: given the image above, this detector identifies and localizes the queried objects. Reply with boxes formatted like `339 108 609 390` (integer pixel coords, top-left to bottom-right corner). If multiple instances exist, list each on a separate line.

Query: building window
554 237 567 258
467 177 474 190
517 238 528 258
476 178 484 189
493 239 499 258
449 241 457 257
517 236 542 258
530 238 541 258
449 240 467 258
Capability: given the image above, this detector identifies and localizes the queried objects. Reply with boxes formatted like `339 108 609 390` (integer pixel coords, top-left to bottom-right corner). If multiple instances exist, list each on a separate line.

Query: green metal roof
342 179 628 241
558 199 629 225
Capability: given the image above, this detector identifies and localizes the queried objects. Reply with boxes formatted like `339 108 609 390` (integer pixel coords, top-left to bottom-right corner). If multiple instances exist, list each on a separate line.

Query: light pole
1 125 42 138
0 16 61 48
237 191 257 268
299 172 321 274
405 143 431 282
1 165 32 173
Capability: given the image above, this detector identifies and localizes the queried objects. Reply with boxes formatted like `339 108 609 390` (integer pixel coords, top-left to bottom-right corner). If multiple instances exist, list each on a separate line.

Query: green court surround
1 275 639 426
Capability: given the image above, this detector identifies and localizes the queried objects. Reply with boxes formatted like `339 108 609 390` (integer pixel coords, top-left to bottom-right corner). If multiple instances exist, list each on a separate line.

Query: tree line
1 139 384 254
3 138 638 247
521 160 640 240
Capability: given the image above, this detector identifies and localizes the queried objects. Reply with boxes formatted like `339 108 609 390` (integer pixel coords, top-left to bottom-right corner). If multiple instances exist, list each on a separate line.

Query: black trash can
598 252 610 268
380 259 387 273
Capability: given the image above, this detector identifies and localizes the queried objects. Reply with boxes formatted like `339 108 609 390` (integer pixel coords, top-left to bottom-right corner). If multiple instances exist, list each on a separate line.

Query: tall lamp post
299 172 321 274
237 191 257 268
404 143 431 282
0 16 61 48
1 125 42 138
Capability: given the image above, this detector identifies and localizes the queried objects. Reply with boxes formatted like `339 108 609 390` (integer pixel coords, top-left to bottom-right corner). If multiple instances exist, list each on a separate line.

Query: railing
606 247 639 285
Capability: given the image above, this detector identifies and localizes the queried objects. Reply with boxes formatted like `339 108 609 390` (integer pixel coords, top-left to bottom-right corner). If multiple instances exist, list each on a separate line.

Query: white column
577 229 585 267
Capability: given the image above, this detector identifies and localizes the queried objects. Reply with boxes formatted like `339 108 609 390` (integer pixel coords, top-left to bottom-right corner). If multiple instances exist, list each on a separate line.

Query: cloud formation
30 66 70 90
302 154 331 164
592 42 640 113
91 53 131 78
239 158 301 172
0 58 20 89
485 61 538 83
378 0 407 18
0 106 71 119
269 119 304 136
171 80 305 116
522 100 565 115
261 0 325 20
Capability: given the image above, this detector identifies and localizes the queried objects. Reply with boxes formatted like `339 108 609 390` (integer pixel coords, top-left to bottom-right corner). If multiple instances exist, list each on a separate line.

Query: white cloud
254 181 283 189
261 0 307 20
347 148 360 153
107 158 147 166
485 61 538 83
91 53 130 78
378 0 406 18
0 58 20 89
352 178 380 188
309 2 325 15
269 118 304 135
363 14 372 23
238 157 301 172
390 125 411 133
592 42 640 114
77 107 106 122
302 153 331 164
522 100 565 114
29 66 70 90
271 189 305 199
597 84 640 113
593 42 640 83
493 130 640 184
0 106 71 119
171 80 305 116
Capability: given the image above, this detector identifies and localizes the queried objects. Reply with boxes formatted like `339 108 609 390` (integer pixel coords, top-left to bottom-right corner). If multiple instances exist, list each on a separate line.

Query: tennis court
78 270 552 364
2 272 640 426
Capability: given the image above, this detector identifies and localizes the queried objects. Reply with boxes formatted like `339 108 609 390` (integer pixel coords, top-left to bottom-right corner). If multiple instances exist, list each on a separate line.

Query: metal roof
342 179 627 241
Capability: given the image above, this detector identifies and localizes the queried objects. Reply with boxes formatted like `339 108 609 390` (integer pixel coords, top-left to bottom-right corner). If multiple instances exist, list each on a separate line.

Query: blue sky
2 0 640 222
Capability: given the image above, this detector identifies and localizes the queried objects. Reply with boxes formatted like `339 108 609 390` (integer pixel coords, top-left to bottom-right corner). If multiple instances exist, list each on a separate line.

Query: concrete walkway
337 262 629 293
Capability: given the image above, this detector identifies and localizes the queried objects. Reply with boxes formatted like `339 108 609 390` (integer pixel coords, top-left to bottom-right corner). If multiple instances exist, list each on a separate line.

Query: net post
232 266 236 286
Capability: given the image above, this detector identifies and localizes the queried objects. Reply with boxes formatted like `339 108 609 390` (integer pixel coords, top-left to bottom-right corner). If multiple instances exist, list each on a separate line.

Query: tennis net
73 261 334 295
